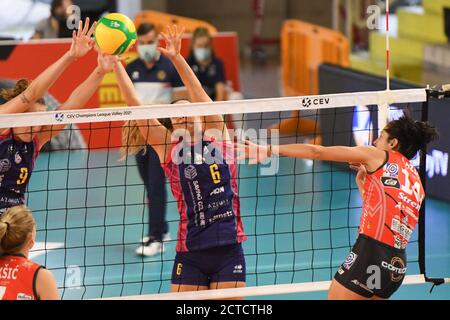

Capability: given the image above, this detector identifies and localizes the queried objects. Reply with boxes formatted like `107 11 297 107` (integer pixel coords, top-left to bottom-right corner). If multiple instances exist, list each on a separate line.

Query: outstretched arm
38 52 114 147
238 141 386 173
0 19 96 115
112 58 171 162
159 26 230 141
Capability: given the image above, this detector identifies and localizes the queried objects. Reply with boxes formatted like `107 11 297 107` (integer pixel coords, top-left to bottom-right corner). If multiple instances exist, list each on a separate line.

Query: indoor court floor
26 149 450 300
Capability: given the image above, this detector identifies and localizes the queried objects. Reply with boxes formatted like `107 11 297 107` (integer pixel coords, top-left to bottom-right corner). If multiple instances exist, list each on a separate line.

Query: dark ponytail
384 115 439 159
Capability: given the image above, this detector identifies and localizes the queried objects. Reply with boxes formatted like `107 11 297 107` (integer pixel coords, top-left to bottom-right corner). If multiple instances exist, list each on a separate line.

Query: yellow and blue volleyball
94 13 137 55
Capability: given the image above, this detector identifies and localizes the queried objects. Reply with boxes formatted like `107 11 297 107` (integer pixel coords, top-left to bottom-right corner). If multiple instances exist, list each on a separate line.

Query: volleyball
94 13 137 55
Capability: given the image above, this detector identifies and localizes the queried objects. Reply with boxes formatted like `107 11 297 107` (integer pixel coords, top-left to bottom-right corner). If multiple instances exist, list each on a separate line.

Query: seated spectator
32 0 73 39
187 27 227 101
0 206 59 300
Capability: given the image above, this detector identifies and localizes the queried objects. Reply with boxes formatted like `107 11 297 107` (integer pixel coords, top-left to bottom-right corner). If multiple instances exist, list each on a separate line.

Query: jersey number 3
209 164 221 184
17 168 28 185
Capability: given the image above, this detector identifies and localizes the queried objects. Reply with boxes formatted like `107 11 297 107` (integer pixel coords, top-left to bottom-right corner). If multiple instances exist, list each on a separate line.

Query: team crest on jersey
184 165 198 180
342 252 358 270
7 144 15 154
384 163 399 177
132 71 139 80
14 152 22 164
157 70 167 81
0 159 11 173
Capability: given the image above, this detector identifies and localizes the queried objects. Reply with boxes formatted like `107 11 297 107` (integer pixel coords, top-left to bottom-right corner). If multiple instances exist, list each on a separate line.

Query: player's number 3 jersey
359 151 425 249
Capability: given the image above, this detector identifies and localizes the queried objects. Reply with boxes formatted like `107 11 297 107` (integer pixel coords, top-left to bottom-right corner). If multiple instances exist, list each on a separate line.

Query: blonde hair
0 206 35 254
120 120 148 160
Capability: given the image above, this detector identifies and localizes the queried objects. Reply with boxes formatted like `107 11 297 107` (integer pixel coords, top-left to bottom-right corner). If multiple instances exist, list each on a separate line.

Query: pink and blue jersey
0 130 39 214
164 138 247 252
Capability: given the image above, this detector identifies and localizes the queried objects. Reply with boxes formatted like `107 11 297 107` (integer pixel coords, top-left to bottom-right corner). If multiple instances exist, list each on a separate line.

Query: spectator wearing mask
126 22 186 256
187 27 227 101
32 0 74 39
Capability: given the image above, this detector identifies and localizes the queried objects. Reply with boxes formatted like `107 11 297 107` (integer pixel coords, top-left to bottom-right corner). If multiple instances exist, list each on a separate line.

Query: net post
420 85 450 291
418 86 429 280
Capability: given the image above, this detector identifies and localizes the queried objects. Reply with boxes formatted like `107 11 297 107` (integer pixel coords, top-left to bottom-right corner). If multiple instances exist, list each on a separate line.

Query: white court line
29 242 64 259
100 274 435 300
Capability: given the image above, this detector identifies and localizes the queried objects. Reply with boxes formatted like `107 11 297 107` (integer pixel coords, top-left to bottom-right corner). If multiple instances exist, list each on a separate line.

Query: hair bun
0 78 30 101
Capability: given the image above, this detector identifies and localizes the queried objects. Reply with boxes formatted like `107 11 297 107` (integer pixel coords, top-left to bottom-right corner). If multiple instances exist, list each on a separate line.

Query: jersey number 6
209 164 221 184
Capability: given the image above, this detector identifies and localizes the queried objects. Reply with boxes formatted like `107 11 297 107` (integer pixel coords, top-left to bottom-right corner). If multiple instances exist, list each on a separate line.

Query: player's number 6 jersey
164 139 247 252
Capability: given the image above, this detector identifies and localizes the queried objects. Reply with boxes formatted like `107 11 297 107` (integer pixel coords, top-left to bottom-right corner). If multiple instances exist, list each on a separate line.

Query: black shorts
334 234 407 299
172 243 246 287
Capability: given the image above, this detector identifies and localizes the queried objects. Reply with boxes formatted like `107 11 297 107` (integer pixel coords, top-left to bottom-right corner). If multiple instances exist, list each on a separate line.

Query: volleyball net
1 88 449 300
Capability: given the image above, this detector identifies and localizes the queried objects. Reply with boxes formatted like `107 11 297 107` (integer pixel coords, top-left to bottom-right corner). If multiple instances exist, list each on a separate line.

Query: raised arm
158 26 230 141
112 58 171 161
38 52 114 147
0 19 96 115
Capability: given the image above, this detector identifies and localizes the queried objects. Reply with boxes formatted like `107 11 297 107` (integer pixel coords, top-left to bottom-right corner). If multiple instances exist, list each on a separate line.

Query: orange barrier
281 20 350 96
134 10 217 34
276 20 349 139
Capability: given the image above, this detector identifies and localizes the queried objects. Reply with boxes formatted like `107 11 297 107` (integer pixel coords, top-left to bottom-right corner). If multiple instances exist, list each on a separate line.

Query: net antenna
378 0 390 133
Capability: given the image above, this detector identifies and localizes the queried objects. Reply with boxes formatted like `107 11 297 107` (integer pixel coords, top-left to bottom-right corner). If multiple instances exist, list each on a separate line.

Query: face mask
194 48 211 62
138 44 159 63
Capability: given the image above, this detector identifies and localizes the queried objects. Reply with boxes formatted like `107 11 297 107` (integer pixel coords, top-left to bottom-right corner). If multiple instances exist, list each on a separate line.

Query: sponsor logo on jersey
337 267 345 275
402 216 409 225
208 210 234 224
351 279 374 293
16 293 33 300
233 264 243 274
14 152 22 164
207 199 230 210
398 192 421 210
381 257 407 282
393 235 407 250
380 176 400 189
395 201 419 222
391 218 413 241
184 165 198 180
385 163 399 177
343 252 358 270
7 144 15 154
0 159 11 173
210 186 225 196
